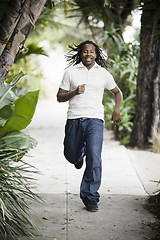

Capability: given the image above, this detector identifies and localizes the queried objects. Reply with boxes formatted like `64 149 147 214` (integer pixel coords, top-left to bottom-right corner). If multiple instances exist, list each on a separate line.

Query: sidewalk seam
127 149 150 196
66 161 69 240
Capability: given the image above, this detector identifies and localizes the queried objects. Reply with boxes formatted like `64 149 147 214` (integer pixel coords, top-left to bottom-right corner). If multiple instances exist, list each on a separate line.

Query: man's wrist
114 107 120 112
72 89 77 96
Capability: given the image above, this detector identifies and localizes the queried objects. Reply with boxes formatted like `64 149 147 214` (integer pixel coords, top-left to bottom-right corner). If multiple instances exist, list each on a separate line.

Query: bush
104 93 136 145
102 29 139 144
0 73 40 239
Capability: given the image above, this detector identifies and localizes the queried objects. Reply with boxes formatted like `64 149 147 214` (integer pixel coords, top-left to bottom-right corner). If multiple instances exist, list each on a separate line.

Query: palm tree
130 0 160 147
67 0 139 38
0 0 47 83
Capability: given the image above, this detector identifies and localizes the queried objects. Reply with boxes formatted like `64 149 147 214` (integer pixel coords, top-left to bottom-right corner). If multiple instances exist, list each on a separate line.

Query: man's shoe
86 201 98 212
74 159 83 169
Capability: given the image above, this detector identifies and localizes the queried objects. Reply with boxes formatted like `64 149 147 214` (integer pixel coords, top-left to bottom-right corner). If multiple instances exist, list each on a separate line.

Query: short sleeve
59 69 70 91
105 70 117 90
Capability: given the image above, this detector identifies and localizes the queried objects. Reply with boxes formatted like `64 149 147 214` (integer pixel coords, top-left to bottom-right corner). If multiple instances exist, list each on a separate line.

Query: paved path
19 99 160 240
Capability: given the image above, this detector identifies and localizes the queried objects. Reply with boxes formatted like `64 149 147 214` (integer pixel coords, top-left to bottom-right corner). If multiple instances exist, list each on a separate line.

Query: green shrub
0 73 40 239
104 94 136 145
102 29 139 144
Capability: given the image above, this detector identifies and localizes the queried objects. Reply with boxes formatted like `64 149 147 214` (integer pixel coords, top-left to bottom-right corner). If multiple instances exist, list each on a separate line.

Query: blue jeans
64 118 104 203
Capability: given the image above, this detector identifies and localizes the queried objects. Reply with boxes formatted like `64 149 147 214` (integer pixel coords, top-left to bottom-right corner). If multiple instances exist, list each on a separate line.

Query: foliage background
0 0 159 238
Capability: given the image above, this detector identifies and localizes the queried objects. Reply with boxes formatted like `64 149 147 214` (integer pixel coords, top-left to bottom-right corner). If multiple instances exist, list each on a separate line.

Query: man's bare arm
57 84 86 102
57 88 76 102
110 86 123 127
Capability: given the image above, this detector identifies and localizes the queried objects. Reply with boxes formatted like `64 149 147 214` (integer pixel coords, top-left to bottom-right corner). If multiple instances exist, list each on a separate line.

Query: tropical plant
67 0 139 36
103 30 139 98
7 42 46 97
15 43 48 63
0 0 47 83
0 72 40 239
104 93 136 145
102 30 139 145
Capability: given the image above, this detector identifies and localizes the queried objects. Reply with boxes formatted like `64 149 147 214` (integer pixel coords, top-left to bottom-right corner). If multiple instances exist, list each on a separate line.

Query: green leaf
0 90 39 137
0 72 24 108
0 83 18 109
0 131 37 150
15 43 48 63
0 103 15 128
10 71 25 86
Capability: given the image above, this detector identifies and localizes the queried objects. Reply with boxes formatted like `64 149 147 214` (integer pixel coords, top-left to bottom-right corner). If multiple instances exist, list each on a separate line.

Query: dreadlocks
65 40 108 68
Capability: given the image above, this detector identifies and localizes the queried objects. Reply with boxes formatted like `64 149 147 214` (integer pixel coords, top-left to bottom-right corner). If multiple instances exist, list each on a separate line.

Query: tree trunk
130 0 160 148
0 0 26 56
0 0 46 83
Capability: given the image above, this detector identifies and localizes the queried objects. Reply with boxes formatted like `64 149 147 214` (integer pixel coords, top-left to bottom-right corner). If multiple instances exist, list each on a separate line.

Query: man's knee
64 148 78 164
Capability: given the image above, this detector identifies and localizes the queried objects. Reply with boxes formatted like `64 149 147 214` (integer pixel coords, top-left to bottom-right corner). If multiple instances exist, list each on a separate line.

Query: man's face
81 44 97 69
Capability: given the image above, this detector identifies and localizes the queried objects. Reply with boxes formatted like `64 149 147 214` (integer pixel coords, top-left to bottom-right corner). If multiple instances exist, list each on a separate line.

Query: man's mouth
85 57 92 62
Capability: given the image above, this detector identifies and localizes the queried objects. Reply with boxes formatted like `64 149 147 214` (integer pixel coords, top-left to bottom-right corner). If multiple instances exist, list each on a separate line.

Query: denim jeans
64 118 104 202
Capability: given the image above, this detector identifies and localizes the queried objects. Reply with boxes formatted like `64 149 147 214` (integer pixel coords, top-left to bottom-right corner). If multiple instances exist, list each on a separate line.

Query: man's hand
76 84 86 95
110 86 123 128
111 109 121 128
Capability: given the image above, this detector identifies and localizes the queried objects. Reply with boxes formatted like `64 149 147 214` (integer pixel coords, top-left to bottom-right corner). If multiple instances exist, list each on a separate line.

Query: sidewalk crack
65 162 69 240
127 149 150 196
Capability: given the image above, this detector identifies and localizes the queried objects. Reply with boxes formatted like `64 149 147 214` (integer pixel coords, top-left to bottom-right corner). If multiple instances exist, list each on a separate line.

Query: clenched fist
76 84 86 95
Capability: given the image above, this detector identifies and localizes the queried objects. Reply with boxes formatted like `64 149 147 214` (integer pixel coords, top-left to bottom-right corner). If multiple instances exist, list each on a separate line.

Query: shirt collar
77 62 100 69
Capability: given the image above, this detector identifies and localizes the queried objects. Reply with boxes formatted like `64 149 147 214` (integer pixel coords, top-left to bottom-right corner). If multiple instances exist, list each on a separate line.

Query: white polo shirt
60 62 117 120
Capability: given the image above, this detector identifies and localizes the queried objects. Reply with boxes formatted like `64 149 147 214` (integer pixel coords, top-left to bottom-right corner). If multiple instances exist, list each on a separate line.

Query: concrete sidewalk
19 99 160 240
